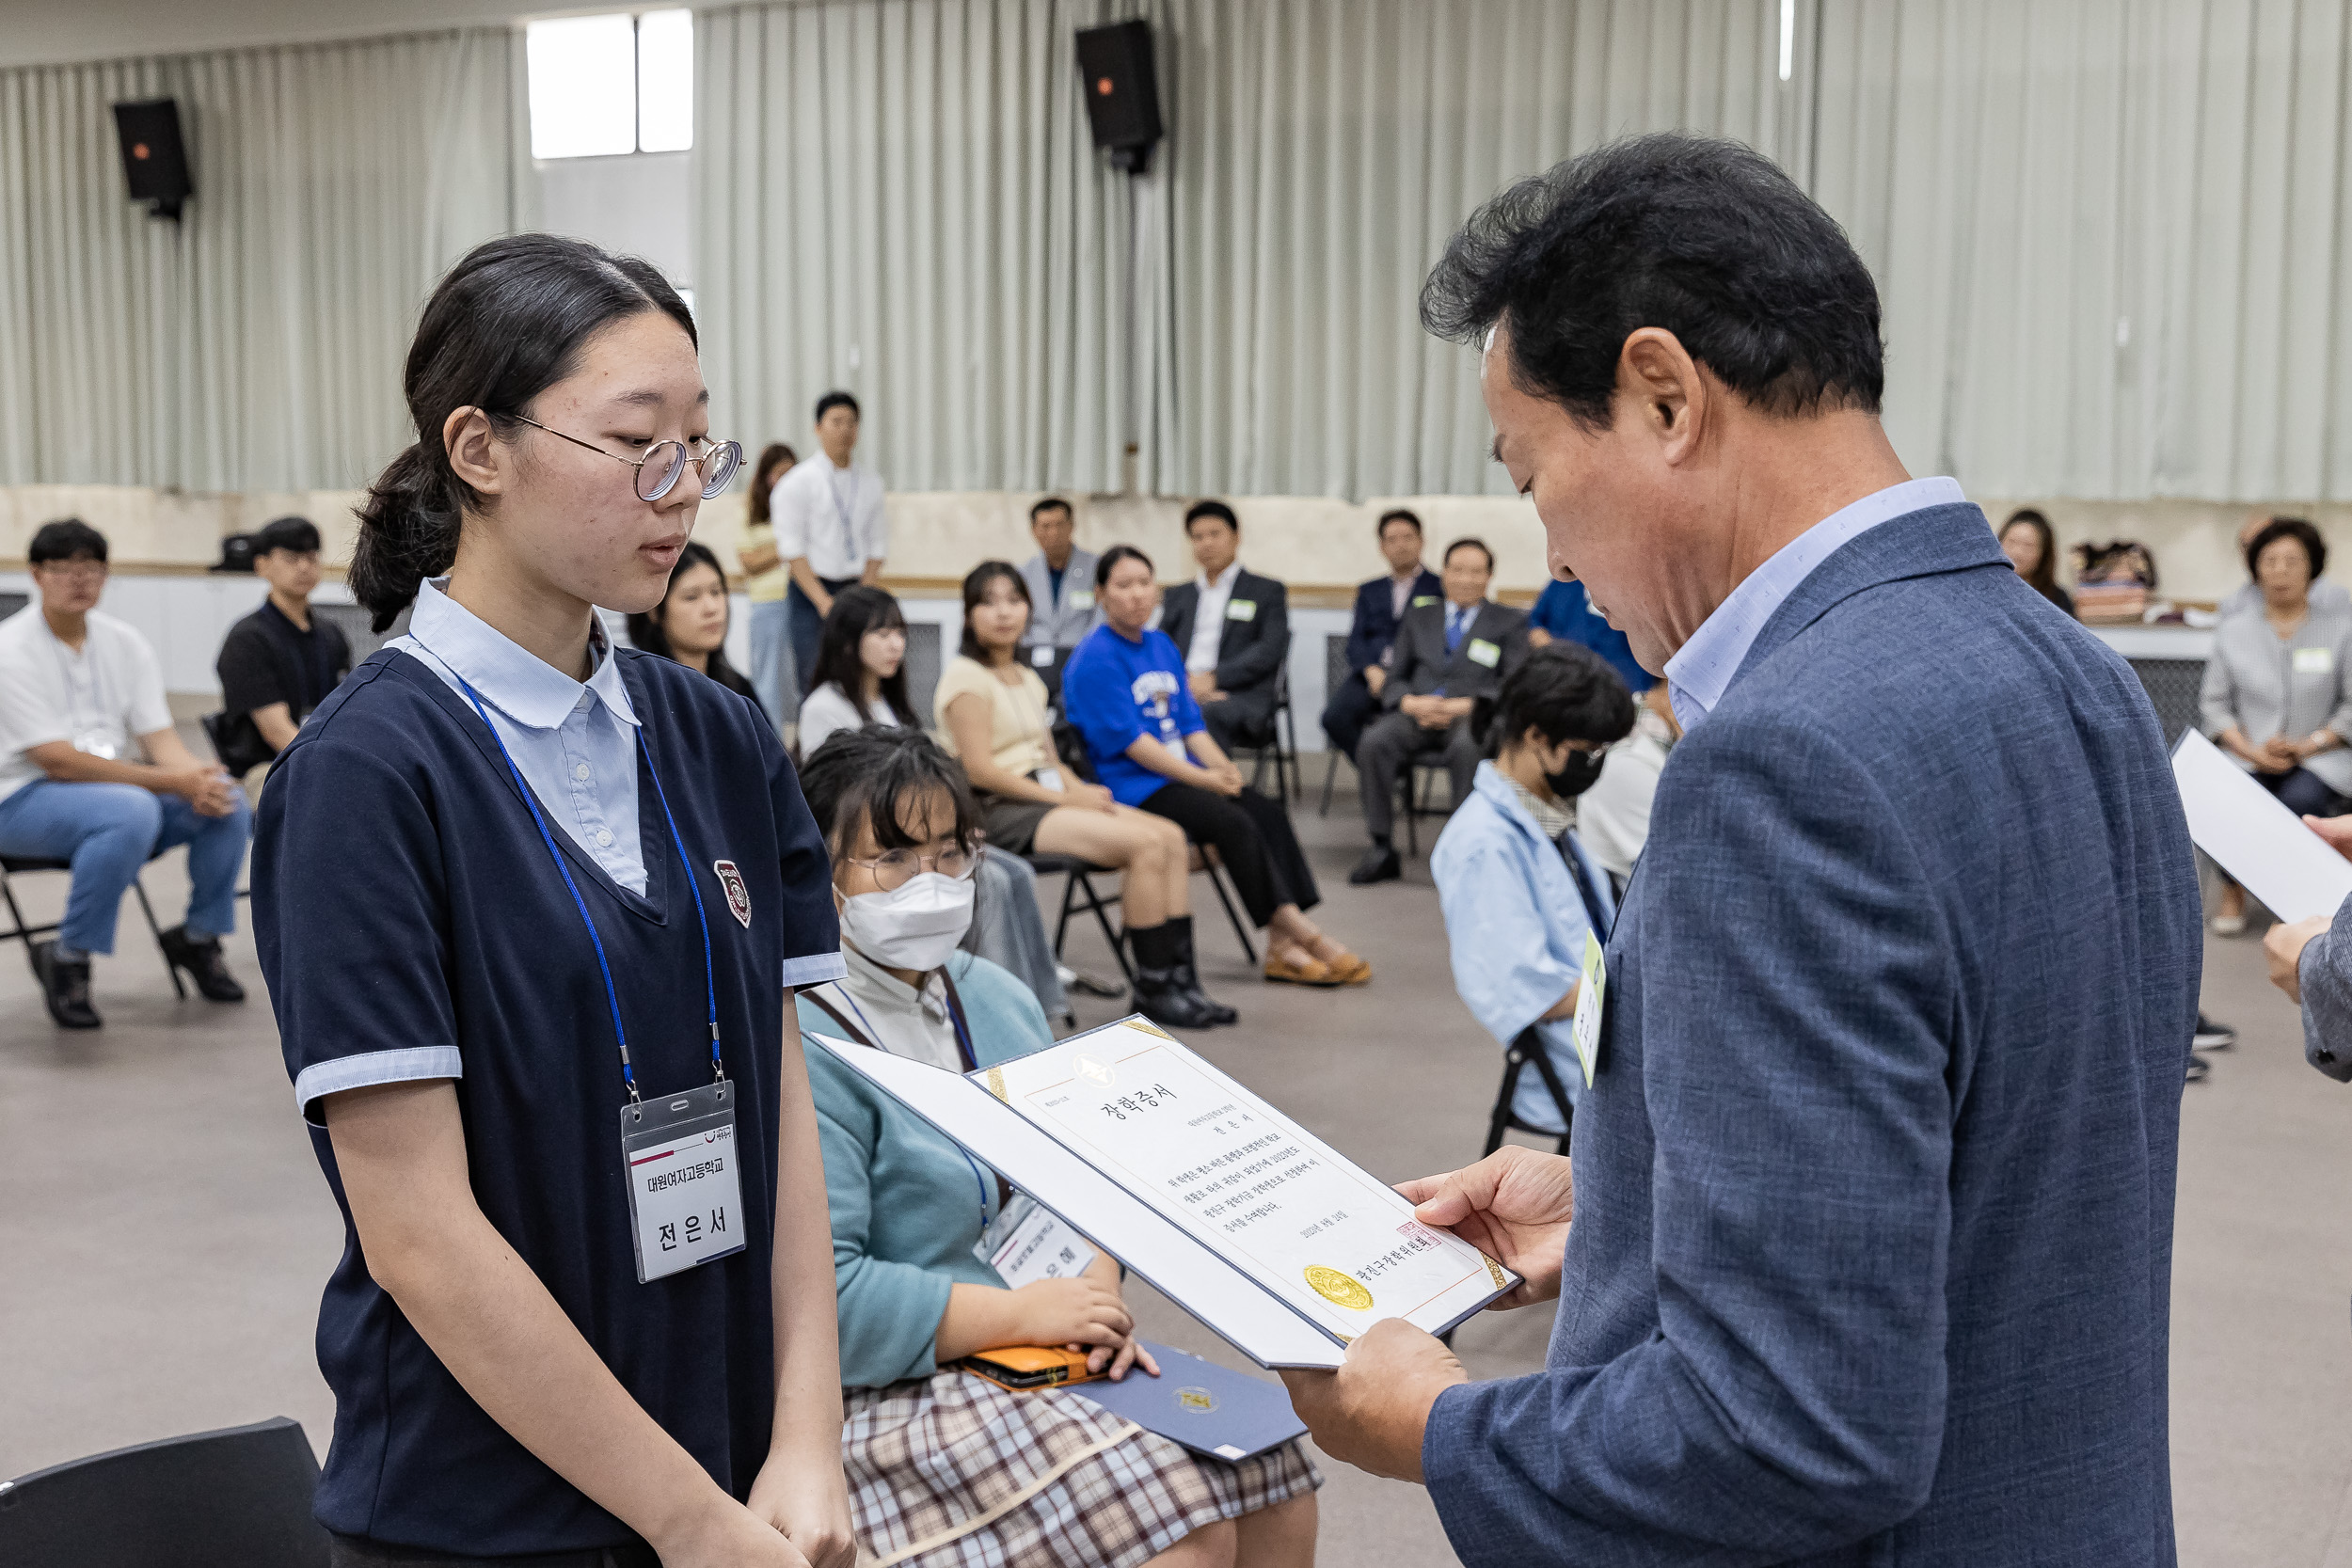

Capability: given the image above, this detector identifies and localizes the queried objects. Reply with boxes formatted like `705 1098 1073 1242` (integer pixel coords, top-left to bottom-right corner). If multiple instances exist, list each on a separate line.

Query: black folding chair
1318 635 1352 816
1 855 183 998
0 1416 329 1568
1031 846 1259 975
1033 851 1136 987
1481 1025 1577 1158
1399 755 1454 858
1229 673 1299 806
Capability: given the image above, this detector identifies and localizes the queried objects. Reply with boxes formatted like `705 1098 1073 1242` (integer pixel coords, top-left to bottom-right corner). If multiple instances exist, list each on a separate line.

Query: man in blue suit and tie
1282 133 2201 1566
1321 509 1442 765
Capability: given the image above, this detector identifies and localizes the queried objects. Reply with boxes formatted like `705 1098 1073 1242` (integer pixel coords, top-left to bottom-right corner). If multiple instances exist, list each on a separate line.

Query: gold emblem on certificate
1304 1264 1374 1310
1072 1051 1117 1087
1177 1386 1218 1413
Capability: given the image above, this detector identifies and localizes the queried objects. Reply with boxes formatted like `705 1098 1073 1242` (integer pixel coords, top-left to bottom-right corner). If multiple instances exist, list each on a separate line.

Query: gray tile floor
1 792 2345 1566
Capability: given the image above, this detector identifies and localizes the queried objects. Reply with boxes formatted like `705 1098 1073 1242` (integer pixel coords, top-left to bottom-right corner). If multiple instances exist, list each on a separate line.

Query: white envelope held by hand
2171 729 2352 924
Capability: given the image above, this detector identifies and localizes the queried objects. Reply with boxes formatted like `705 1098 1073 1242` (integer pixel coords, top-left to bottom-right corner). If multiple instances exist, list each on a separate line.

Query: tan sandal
1263 953 1342 987
1327 951 1373 985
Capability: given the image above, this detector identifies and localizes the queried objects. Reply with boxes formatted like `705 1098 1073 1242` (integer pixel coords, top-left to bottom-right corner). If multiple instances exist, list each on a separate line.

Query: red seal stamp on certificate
712 861 752 928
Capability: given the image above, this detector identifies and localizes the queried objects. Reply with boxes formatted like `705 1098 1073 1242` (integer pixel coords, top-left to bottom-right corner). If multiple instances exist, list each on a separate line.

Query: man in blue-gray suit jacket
1282 134 2201 1566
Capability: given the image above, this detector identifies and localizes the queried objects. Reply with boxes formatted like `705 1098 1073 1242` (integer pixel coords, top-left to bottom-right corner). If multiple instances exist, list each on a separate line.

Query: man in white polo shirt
0 519 251 1028
771 388 887 696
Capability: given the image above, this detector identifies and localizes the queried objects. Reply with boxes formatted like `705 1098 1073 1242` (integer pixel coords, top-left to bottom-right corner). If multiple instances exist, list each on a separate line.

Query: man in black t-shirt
215 516 351 774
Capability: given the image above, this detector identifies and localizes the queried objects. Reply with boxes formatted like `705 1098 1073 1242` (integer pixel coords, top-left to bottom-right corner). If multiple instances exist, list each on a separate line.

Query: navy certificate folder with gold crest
1073 1340 1309 1462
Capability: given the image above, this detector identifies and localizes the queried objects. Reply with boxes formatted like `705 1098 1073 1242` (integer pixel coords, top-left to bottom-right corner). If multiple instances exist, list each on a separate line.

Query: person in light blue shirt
1431 644 1633 1144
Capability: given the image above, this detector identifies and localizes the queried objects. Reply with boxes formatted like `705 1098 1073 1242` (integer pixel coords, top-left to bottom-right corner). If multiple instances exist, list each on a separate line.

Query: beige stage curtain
0 28 522 494
1816 0 2352 504
1142 0 1801 499
697 0 1133 495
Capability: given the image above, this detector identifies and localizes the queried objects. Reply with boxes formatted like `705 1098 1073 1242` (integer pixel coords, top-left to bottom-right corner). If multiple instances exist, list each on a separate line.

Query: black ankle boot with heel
1163 915 1237 1026
1125 922 1219 1030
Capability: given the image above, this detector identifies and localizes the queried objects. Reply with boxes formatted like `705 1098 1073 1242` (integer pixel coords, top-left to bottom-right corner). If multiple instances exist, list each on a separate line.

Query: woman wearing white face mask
794 729 1321 1568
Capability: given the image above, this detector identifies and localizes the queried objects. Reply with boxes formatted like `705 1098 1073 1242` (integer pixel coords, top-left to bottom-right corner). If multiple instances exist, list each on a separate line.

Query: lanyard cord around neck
445 662 723 1106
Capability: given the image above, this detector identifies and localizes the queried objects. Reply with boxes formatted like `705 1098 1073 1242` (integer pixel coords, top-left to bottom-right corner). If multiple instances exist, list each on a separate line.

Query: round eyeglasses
512 415 744 501
843 844 978 892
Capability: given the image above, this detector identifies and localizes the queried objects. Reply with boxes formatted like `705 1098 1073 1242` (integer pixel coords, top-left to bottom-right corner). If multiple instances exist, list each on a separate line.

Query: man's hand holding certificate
1280 1144 1581 1481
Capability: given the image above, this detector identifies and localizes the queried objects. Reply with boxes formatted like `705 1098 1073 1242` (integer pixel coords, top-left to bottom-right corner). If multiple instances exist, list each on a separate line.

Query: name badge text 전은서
623 1080 748 1284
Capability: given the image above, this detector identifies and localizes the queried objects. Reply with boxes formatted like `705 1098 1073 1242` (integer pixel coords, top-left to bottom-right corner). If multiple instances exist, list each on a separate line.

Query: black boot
31 940 101 1029
1126 923 1218 1029
160 926 246 1003
1165 915 1237 1026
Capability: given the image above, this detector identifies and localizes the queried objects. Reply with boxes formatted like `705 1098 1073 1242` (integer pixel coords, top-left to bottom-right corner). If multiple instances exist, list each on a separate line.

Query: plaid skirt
844 1370 1322 1568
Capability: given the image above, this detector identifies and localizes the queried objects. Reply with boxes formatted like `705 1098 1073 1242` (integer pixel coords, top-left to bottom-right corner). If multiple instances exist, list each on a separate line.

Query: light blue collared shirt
389 578 649 895
1663 476 1966 731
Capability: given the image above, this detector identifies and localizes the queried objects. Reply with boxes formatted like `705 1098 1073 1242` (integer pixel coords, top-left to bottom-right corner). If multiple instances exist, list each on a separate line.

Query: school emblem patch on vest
713 861 752 928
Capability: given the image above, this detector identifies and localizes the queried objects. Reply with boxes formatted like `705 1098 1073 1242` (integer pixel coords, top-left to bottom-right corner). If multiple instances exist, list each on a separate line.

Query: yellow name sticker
2295 646 2334 675
1570 932 1606 1085
1411 594 1439 608
1225 597 1258 622
1466 637 1502 668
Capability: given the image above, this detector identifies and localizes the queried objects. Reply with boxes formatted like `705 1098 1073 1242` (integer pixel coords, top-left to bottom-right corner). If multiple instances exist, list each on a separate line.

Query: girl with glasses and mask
1429 642 1634 1142
252 234 854 1568
793 728 1320 1568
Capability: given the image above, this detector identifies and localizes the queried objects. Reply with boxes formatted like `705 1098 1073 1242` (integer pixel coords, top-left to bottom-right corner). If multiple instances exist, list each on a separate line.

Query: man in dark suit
1349 537 1522 884
1282 134 2199 1568
1321 508 1443 763
1157 499 1291 757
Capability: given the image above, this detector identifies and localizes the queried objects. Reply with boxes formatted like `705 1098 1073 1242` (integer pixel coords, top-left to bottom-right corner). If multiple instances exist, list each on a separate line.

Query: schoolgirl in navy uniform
253 235 857 1568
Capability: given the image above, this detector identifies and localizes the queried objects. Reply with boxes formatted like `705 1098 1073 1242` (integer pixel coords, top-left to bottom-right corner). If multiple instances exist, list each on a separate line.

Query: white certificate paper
984 1022 1511 1344
2172 729 2352 924
807 1018 1518 1369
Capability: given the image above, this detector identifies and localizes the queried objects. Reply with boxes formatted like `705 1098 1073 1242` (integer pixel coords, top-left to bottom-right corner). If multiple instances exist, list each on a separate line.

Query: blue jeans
0 781 251 954
748 596 796 732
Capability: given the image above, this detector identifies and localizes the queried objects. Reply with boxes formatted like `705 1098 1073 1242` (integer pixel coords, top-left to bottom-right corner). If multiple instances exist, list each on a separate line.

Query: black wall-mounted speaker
113 98 192 221
1075 21 1162 175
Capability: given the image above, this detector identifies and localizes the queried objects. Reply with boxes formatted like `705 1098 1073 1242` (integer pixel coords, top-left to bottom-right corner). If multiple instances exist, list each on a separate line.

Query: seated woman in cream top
935 562 1232 1031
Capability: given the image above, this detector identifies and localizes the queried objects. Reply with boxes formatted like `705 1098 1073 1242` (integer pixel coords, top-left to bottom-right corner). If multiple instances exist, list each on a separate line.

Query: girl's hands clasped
1012 1261 1161 1381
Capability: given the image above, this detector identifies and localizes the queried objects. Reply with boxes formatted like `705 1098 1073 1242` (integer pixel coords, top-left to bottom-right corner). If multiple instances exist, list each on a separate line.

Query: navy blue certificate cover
1071 1341 1309 1461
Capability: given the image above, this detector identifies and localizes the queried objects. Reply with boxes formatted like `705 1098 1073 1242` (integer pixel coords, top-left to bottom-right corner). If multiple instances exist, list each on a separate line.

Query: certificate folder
807 1017 1518 1371
1072 1341 1309 1462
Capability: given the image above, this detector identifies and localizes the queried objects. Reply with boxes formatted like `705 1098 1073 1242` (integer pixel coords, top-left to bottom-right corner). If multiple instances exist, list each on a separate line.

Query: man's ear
443 406 507 498
1615 327 1708 466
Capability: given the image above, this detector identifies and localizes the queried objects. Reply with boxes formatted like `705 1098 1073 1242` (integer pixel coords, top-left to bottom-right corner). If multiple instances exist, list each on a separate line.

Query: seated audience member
2202 515 2352 934
1155 500 1291 757
794 729 1321 1565
1523 576 1655 694
214 515 354 774
624 540 764 712
1321 509 1441 764
1065 546 1369 988
1996 508 2075 617
1432 644 1634 1131
800 587 1070 1018
2223 513 2349 619
799 585 916 755
737 440 800 729
1350 537 1526 885
939 562 1230 1028
1576 686 1681 897
1016 496 1100 684
0 519 251 1027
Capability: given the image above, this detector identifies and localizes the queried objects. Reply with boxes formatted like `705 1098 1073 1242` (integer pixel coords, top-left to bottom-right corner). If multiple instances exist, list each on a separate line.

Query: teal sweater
799 950 1055 1388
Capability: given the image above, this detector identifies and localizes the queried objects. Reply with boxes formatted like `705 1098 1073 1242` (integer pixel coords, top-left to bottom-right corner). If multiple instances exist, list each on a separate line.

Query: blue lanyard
452 671 723 1106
